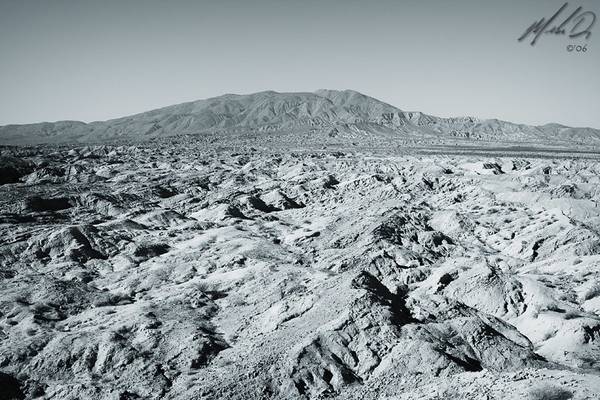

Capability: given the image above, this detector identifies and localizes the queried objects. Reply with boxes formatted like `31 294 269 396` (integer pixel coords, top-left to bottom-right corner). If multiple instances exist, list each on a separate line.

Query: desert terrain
1 91 600 399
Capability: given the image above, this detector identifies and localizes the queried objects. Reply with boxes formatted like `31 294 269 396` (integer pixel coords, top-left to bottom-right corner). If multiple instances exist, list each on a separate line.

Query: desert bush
133 243 170 258
564 311 580 320
529 384 573 400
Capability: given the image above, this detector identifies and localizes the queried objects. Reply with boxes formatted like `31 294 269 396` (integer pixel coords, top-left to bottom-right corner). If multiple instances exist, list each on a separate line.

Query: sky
0 0 598 128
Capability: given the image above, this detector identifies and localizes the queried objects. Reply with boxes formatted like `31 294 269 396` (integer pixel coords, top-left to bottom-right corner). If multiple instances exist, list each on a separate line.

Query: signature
518 2 596 45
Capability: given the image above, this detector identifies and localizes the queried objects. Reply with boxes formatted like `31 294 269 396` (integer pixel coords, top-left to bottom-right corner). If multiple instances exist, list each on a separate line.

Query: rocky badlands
1 91 600 399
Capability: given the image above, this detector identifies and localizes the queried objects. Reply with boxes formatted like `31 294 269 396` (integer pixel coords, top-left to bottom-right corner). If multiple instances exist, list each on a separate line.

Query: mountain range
1 89 598 146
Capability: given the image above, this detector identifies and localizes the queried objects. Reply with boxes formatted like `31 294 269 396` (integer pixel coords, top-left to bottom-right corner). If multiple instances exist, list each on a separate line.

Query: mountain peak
0 90 599 145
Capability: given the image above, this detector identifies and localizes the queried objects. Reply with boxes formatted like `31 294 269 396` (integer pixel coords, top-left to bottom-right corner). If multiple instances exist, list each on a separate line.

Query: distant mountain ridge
1 89 599 145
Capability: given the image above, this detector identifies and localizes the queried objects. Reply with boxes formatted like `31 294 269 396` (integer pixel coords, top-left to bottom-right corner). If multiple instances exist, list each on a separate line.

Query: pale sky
0 0 598 128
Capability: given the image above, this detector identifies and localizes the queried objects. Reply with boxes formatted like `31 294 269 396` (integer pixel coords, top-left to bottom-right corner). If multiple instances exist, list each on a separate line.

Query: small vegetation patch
529 384 573 400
